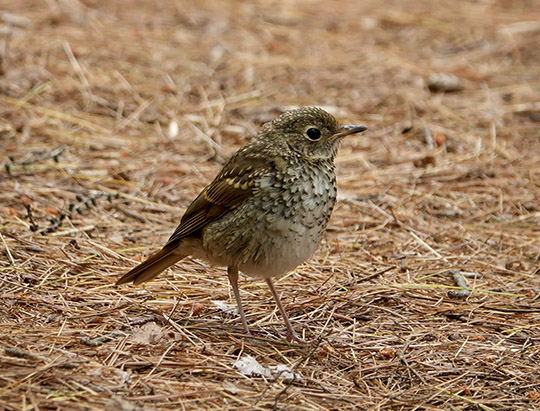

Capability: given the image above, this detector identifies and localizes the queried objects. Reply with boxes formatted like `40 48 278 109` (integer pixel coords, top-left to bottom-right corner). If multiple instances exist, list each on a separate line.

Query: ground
0 0 539 410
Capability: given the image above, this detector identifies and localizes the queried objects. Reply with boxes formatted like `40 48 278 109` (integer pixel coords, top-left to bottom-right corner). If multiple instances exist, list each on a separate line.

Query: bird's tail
116 244 186 285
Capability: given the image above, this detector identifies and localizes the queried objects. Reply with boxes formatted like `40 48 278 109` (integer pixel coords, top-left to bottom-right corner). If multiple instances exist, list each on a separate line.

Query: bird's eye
306 127 321 141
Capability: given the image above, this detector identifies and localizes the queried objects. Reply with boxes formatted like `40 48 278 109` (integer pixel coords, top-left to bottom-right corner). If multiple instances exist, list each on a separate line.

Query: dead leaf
234 356 272 378
234 356 301 382
130 322 165 345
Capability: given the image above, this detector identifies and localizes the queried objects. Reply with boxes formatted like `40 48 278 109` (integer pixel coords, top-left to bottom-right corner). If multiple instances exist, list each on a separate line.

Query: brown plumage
116 106 367 342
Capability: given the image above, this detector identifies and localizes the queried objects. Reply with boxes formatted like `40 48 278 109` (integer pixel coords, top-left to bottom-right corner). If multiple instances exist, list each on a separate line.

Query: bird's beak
331 125 368 140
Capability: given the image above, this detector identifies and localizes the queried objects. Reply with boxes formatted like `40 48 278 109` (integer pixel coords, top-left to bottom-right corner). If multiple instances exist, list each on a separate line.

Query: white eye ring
305 127 321 141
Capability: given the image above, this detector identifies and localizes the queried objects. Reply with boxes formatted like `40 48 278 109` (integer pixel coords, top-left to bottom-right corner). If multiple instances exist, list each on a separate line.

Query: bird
116 106 367 342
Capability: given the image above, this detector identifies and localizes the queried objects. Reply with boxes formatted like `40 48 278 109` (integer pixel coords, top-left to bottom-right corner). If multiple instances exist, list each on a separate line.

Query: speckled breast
201 158 337 278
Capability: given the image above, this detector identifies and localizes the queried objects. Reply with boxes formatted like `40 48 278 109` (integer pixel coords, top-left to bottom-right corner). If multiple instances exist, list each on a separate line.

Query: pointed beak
331 125 368 140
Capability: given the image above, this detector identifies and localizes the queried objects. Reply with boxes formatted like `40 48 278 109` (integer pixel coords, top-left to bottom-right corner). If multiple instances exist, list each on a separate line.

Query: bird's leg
227 266 251 335
265 278 303 343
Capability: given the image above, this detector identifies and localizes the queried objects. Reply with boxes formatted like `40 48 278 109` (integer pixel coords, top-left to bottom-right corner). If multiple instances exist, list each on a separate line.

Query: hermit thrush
116 107 367 342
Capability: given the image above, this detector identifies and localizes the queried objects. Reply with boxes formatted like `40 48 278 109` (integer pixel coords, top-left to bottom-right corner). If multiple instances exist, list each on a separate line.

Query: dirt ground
1 0 539 410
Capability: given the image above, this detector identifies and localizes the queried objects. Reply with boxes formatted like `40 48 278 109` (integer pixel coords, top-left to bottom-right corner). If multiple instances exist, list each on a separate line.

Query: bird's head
260 106 367 161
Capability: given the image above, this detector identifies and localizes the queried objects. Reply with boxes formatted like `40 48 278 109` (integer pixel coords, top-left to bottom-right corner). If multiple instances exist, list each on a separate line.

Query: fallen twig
446 269 471 299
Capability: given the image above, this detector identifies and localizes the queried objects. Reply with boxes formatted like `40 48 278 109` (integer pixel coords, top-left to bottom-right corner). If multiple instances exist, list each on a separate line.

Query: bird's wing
165 147 271 245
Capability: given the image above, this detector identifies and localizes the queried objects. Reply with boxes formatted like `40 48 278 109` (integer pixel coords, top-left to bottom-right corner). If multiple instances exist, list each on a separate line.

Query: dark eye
306 127 321 140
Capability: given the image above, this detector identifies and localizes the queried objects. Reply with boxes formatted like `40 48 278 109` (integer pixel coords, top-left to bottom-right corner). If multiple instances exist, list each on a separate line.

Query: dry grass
1 0 539 409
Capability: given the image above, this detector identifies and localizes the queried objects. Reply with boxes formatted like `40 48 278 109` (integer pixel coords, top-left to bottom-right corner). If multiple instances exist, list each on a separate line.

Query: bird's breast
200 161 337 278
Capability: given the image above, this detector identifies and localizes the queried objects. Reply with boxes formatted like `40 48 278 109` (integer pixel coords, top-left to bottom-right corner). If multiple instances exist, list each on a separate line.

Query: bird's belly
201 197 333 278
237 221 323 278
